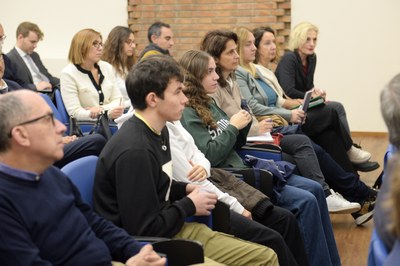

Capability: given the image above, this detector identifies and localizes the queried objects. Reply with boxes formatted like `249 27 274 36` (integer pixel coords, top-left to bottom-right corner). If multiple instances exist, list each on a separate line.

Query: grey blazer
7 47 60 90
235 66 292 122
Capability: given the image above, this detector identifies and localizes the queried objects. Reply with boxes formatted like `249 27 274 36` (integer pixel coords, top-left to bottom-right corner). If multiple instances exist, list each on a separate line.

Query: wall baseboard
351 131 388 138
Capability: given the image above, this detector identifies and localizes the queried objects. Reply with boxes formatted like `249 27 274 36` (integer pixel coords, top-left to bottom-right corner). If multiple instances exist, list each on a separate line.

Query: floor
331 135 388 266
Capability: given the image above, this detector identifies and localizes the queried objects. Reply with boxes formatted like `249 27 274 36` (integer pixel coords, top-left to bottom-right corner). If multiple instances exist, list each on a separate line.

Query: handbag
256 114 289 127
69 116 84 137
89 111 113 140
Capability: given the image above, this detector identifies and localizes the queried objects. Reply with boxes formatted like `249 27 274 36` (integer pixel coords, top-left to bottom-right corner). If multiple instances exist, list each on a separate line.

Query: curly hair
179 50 218 129
102 26 136 77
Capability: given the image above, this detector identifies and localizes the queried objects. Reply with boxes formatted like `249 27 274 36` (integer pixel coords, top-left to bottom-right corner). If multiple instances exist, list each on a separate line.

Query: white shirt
15 46 44 85
167 121 245 214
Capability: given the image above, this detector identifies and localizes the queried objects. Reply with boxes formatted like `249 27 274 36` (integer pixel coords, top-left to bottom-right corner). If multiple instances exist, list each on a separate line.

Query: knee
86 133 107 153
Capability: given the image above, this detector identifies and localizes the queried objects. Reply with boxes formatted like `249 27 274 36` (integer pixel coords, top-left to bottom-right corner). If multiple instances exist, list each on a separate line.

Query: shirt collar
15 46 28 58
0 162 41 181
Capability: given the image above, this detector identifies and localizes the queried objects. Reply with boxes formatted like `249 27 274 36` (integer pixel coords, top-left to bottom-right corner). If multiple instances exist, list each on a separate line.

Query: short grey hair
381 73 400 149
0 92 31 152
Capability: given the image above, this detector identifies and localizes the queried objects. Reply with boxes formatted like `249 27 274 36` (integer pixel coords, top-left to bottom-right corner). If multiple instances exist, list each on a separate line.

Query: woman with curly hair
179 49 341 266
102 26 137 108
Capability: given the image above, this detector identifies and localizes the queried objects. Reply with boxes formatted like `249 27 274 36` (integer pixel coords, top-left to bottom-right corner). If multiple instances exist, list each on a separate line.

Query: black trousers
229 207 309 266
302 104 355 173
55 133 107 168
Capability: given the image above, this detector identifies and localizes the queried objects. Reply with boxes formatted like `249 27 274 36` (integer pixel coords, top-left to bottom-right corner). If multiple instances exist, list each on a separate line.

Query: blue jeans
274 174 341 266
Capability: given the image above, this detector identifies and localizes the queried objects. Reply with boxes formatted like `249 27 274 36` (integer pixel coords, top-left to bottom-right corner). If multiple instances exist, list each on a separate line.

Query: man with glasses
6 21 59 92
0 89 166 265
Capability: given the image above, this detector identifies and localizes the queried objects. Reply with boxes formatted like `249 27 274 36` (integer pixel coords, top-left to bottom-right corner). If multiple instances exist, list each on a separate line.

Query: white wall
1 0 127 76
3 0 397 132
292 0 400 132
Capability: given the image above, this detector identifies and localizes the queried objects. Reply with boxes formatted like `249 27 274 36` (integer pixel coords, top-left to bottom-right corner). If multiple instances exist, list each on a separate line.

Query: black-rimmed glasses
8 112 55 138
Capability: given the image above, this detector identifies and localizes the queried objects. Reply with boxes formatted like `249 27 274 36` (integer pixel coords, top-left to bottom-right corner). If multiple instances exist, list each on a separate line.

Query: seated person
375 73 400 252
381 154 400 265
179 49 340 266
60 28 124 122
93 54 279 265
6 22 59 92
55 133 107 168
0 90 165 265
138 21 174 61
102 26 137 109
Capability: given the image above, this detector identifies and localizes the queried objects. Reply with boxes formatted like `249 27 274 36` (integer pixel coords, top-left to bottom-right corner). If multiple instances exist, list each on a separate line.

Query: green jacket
180 100 250 168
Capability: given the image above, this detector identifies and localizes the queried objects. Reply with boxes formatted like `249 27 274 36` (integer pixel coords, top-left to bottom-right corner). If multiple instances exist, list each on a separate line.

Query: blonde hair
288 22 319 51
233 26 257 77
16 21 44 40
68 29 102 65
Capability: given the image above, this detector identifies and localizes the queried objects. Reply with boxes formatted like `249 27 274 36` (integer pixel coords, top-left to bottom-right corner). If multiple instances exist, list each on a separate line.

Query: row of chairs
60 155 204 266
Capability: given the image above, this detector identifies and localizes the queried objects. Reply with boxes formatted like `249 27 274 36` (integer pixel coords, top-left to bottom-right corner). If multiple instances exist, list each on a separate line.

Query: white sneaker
326 189 361 214
347 146 371 164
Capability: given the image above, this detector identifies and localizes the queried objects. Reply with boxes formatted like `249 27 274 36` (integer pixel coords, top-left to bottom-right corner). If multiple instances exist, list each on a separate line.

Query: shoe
353 161 380 172
347 146 371 164
368 187 379 202
326 189 361 214
352 200 375 226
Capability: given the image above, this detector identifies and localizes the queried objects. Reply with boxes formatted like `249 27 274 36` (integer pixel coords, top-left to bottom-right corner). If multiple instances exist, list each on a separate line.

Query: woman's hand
187 161 208 182
290 109 305 124
85 106 103 119
242 209 253 220
257 119 273 135
312 87 326 99
109 106 124 119
230 110 251 130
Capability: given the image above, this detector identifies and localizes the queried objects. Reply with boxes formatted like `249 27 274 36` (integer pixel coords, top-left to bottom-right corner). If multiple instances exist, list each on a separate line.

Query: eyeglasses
125 39 136 47
8 112 55 138
0 35 6 42
92 41 103 49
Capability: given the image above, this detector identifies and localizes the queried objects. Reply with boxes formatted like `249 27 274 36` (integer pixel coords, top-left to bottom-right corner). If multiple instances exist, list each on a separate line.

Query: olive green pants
174 222 278 266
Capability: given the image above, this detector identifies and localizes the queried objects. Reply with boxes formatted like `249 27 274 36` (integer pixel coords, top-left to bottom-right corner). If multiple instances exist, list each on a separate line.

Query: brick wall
127 0 291 60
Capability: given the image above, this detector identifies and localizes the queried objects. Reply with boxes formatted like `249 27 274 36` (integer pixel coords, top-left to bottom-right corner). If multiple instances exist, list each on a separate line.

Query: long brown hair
179 50 218 129
102 26 136 77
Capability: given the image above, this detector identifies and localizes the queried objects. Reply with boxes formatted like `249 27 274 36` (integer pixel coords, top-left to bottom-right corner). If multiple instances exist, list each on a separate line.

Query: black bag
89 111 113 140
69 116 84 137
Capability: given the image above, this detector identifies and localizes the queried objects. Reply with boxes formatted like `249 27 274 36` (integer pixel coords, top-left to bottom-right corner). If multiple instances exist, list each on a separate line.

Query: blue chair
54 88 118 135
61 155 98 206
61 156 204 266
54 89 69 127
40 93 63 123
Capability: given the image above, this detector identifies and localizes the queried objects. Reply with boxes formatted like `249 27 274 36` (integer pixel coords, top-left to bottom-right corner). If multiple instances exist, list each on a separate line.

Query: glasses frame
8 112 55 138
92 41 103 49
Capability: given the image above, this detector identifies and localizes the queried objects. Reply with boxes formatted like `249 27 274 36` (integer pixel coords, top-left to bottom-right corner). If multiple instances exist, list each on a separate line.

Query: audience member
60 28 124 122
375 73 400 252
179 49 340 266
138 21 174 60
0 90 165 266
233 26 376 225
6 22 59 92
102 26 137 108
93 54 279 265
167 120 309 266
381 154 400 265
274 22 379 172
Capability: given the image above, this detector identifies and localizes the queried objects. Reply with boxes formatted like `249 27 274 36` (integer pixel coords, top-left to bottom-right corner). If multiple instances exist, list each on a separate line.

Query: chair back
40 93 63 122
54 89 70 125
61 155 98 206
